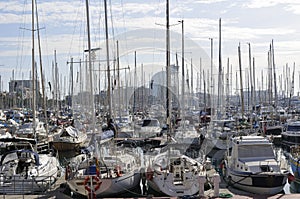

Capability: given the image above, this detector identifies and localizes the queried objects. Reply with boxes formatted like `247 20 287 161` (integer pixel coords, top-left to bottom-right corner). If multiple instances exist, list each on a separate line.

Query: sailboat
50 125 88 151
145 1 208 197
0 1 60 194
65 0 142 197
66 139 142 197
0 137 60 194
146 143 206 196
203 19 239 150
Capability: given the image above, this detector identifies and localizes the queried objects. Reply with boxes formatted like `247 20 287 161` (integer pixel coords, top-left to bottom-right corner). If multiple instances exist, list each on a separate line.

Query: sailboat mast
248 43 253 111
133 51 137 116
104 0 112 121
31 0 36 146
226 58 230 111
209 37 213 115
247 43 253 130
180 20 184 120
271 40 278 107
253 57 256 111
35 0 49 146
238 43 244 118
85 0 95 133
166 0 171 127
117 40 121 124
218 18 222 114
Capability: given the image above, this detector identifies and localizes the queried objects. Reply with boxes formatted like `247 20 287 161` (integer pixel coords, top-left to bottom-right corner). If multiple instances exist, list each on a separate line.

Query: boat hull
148 172 199 196
226 168 287 195
67 170 141 197
51 141 84 151
289 146 300 180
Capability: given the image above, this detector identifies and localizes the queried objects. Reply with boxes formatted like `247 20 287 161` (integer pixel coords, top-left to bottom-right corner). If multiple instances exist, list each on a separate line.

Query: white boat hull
148 172 199 196
67 170 141 197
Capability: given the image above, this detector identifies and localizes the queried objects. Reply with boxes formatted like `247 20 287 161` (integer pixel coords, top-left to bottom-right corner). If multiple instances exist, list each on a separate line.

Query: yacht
281 120 300 152
223 136 288 195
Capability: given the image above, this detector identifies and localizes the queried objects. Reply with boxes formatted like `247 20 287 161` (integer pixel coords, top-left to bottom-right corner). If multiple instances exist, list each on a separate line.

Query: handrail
0 174 57 194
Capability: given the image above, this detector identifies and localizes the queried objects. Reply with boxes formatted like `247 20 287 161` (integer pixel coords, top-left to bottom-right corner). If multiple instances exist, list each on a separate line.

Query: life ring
83 176 102 193
93 176 102 191
146 167 154 180
114 165 122 177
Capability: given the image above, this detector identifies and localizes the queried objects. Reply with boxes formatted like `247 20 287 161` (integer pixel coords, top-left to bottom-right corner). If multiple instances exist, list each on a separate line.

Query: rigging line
67 1 85 60
109 0 116 60
152 0 164 69
89 0 101 48
16 0 29 79
95 0 102 50
35 0 51 82
120 0 130 65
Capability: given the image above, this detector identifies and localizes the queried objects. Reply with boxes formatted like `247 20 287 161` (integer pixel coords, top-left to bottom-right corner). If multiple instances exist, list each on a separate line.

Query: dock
1 171 299 199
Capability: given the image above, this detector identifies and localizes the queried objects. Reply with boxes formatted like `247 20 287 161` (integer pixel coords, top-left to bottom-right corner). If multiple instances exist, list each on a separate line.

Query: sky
1 0 300 98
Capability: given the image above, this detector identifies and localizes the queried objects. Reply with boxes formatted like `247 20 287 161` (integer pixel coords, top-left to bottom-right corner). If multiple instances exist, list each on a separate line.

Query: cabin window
238 145 274 158
287 125 300 131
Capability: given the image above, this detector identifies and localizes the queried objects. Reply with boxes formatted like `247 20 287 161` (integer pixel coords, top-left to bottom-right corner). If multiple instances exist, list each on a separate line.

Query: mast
209 37 213 115
217 18 222 114
238 43 244 118
180 20 184 119
104 0 112 121
267 48 272 105
190 58 193 100
166 0 171 128
271 40 278 107
248 43 253 112
117 40 121 125
253 57 256 113
226 58 230 112
85 0 95 134
289 63 295 108
203 70 206 112
70 57 74 109
35 0 49 147
199 58 202 95
31 0 36 149
54 50 58 113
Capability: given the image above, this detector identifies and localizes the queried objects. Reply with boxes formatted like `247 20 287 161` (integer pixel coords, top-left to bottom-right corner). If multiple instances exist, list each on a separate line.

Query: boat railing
0 175 57 194
258 159 281 170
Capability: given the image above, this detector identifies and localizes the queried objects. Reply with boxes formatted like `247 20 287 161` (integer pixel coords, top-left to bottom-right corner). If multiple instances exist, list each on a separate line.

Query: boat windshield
238 145 274 159
287 125 300 131
1 152 18 165
20 123 32 128
142 119 159 127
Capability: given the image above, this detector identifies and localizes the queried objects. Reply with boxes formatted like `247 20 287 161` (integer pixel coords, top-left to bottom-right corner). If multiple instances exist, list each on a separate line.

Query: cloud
285 3 300 15
192 0 228 4
0 13 24 24
243 0 300 15
243 0 281 8
0 1 29 13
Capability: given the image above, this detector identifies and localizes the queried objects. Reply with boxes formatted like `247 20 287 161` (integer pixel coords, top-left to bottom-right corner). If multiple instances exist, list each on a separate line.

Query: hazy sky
0 0 300 96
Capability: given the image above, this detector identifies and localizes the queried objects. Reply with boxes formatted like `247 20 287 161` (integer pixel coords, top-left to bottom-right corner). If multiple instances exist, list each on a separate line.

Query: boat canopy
1 149 39 166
